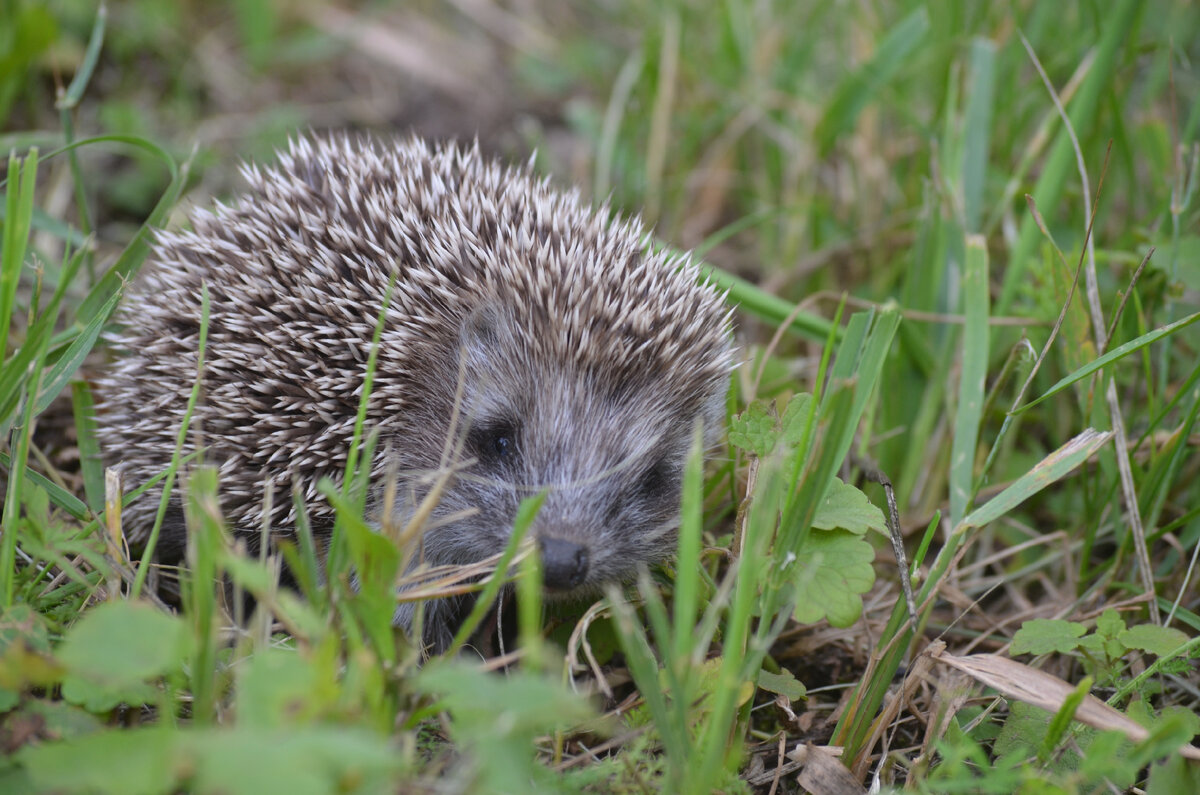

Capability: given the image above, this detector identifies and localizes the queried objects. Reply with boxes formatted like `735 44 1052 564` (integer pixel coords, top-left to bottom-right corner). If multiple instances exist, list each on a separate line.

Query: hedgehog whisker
411 507 480 534
395 458 477 488
395 546 535 600
640 516 685 546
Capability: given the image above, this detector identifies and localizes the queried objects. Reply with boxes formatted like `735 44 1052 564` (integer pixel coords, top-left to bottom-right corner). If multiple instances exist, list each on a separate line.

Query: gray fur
96 134 734 651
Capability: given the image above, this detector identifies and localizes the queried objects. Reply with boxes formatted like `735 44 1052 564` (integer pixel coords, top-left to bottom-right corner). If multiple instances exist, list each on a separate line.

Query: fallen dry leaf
930 645 1200 761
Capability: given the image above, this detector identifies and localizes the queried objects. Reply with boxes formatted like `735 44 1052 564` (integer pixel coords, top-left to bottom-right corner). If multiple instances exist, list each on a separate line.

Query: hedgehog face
391 300 728 597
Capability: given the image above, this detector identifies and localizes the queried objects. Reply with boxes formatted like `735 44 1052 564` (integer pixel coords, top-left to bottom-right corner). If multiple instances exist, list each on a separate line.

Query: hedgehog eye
469 421 519 466
640 458 673 500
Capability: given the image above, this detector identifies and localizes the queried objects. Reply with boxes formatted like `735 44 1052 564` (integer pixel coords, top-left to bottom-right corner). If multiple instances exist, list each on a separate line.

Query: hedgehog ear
458 302 516 372
462 302 503 351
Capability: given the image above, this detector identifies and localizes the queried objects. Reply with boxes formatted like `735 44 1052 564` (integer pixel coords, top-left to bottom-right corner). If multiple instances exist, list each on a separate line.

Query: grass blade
71 380 105 513
1017 310 1200 413
671 425 705 665
957 428 1113 531
1 149 38 359
815 6 930 156
698 264 834 341
131 285 210 599
949 235 989 527
962 38 996 232
0 450 89 521
997 0 1143 311
443 492 543 658
58 2 107 110
33 289 120 415
1 338 48 607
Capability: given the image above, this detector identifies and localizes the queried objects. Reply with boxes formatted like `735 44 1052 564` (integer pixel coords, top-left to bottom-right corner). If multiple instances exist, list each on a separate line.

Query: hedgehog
96 134 734 651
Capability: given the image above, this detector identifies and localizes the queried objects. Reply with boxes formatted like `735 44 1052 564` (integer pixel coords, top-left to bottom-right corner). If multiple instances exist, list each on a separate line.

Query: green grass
2 0 1200 792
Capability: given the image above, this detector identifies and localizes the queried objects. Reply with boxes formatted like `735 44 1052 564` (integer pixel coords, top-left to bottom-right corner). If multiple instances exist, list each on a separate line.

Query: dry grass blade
931 645 1200 761
958 428 1112 531
1021 31 1159 623
393 545 533 602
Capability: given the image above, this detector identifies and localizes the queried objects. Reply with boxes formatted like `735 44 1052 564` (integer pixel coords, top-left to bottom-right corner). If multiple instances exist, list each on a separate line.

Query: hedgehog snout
538 535 590 590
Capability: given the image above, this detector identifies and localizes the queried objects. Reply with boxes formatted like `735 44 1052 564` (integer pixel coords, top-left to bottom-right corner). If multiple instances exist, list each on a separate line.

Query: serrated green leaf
994 701 1097 775
1095 609 1128 660
1159 705 1200 738
1148 750 1200 794
791 530 875 627
414 661 597 793
236 648 331 730
19 724 405 795
1118 624 1191 658
416 660 596 735
1095 608 1126 639
778 392 814 447
60 673 162 713
729 393 817 461
0 605 51 656
1010 619 1087 656
689 656 755 715
811 477 886 536
57 601 189 687
1160 658 1195 676
728 401 775 457
757 669 806 701
11 699 103 741
190 727 404 795
20 726 181 795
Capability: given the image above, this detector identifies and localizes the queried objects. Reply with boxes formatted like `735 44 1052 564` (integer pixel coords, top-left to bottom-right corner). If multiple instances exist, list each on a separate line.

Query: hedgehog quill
97 135 734 651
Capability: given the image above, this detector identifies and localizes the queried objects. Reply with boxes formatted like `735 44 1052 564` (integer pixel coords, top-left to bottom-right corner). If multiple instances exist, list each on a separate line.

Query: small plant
1011 610 1195 688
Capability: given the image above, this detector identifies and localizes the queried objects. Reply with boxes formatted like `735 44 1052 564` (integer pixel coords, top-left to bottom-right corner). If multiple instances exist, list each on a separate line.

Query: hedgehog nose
538 536 589 590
